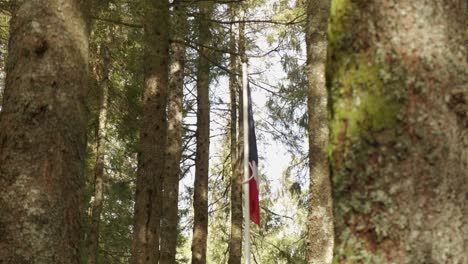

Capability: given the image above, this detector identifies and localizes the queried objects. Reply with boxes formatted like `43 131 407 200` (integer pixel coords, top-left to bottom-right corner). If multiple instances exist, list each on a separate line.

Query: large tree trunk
228 5 242 264
131 0 170 262
305 0 334 263
159 2 187 263
0 1 89 263
87 38 111 264
191 2 213 264
328 0 467 263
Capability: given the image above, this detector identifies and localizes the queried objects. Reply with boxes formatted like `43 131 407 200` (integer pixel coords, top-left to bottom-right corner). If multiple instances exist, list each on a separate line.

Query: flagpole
242 60 251 264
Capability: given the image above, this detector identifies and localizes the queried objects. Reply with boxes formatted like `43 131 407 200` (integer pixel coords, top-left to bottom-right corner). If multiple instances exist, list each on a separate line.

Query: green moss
328 60 400 163
326 0 352 86
327 0 400 151
328 0 351 48
331 54 399 141
327 0 409 261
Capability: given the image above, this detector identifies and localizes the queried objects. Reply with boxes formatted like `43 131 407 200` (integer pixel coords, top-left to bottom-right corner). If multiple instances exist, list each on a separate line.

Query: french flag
247 85 260 225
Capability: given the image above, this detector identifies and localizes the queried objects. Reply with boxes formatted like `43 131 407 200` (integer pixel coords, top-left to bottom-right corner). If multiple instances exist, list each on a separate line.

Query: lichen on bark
305 0 334 263
0 0 89 263
328 0 467 263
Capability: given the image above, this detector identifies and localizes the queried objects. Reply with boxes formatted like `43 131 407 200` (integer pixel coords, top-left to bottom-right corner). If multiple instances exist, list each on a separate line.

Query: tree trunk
228 5 242 264
305 0 334 263
131 0 170 262
0 1 89 263
0 7 9 109
159 2 187 264
328 0 467 263
87 37 111 264
191 2 213 264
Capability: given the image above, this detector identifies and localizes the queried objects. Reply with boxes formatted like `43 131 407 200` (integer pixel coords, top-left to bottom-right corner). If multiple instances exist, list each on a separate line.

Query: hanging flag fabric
247 84 260 225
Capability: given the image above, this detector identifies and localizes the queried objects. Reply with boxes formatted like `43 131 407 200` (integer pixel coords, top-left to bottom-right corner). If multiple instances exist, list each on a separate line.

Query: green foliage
1 0 332 262
253 177 308 264
264 0 308 158
207 138 231 263
98 170 134 263
81 1 144 262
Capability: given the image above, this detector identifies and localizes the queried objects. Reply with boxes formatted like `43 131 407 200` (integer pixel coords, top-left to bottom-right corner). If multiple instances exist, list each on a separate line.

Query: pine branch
249 80 286 99
90 15 142 28
260 206 294 220
188 12 306 26
172 39 240 56
207 17 306 25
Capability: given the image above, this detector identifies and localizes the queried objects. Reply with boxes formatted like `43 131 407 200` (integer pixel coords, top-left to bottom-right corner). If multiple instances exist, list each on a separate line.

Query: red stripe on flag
249 165 260 225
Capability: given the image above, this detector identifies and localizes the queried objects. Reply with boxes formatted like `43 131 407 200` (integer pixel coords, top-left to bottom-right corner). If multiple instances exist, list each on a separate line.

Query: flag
247 85 260 225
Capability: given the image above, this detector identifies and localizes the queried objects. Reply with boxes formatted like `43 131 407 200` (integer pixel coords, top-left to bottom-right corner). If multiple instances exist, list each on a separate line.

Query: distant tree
0 0 89 262
84 4 144 262
87 29 111 264
159 1 188 263
0 10 8 108
305 0 334 263
131 0 169 262
328 0 467 262
191 2 213 264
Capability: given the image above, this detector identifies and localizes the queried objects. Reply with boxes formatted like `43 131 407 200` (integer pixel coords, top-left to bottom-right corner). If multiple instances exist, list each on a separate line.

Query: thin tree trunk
87 37 111 264
0 1 89 263
305 0 334 263
159 2 187 263
132 0 170 262
328 0 467 262
191 2 213 264
228 4 242 264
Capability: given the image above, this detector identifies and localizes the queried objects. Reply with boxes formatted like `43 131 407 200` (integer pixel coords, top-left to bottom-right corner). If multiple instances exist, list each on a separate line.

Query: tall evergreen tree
131 0 170 262
191 2 213 264
87 31 111 264
159 1 188 263
328 0 467 262
305 0 334 263
0 0 89 262
227 5 242 264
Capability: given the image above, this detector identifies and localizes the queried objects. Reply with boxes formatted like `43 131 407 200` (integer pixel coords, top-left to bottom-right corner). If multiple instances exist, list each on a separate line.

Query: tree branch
188 12 306 26
90 15 142 29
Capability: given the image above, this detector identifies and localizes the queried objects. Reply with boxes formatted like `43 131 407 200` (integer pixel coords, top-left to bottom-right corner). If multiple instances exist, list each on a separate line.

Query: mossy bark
328 0 467 263
159 2 187 263
131 0 170 263
0 0 89 263
191 2 213 264
305 0 334 263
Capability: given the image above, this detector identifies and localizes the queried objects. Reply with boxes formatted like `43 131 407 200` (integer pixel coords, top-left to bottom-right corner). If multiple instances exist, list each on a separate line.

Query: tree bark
228 4 242 264
191 2 213 264
305 0 334 263
0 0 89 263
87 36 111 264
131 0 170 263
328 0 467 263
159 2 187 264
